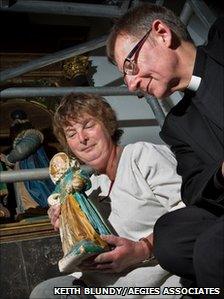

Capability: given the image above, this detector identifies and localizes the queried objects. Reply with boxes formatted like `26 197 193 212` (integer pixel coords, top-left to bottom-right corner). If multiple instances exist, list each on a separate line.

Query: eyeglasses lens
124 60 138 76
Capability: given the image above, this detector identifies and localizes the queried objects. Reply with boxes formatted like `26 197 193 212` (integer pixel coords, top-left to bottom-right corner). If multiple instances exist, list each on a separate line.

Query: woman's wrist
139 237 154 261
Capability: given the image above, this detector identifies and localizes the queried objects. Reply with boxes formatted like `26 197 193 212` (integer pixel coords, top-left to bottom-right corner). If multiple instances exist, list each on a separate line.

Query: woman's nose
78 131 88 144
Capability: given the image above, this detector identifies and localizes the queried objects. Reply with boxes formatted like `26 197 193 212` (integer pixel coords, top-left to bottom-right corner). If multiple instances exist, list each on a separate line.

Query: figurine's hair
9 110 33 142
53 93 123 154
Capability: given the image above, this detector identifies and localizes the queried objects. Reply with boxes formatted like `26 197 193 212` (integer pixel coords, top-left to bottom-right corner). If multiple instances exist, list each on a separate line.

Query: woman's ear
151 19 172 48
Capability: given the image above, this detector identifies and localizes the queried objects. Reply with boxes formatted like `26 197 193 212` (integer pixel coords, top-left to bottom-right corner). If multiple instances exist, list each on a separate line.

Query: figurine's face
49 152 70 183
64 114 114 172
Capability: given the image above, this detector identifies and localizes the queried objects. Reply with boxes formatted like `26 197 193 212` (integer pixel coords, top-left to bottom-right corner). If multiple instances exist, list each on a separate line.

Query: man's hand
47 204 61 231
80 234 153 273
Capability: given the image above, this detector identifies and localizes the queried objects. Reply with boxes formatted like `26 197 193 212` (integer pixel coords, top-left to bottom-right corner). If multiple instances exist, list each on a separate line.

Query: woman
30 93 184 299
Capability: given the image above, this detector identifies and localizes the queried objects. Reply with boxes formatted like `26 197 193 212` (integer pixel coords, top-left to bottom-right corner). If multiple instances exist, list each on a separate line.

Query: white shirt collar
187 75 202 92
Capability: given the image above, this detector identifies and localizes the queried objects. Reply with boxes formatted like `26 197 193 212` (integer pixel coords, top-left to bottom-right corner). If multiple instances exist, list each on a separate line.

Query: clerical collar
187 75 202 92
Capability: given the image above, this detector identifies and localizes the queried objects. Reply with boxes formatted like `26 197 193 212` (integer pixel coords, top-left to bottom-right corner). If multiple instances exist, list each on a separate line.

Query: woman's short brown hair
53 93 123 153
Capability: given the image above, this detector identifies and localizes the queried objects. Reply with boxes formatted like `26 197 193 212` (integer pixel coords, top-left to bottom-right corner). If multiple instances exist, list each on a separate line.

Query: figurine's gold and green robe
48 152 111 273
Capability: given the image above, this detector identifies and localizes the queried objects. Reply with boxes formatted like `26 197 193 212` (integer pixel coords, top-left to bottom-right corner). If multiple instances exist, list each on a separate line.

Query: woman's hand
47 204 61 231
80 234 153 273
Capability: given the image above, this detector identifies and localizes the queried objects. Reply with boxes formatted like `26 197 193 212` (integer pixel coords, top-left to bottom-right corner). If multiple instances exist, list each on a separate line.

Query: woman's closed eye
66 131 77 138
84 121 95 130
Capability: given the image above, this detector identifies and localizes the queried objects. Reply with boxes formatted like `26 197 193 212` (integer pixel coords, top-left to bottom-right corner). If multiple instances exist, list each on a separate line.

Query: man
106 3 224 296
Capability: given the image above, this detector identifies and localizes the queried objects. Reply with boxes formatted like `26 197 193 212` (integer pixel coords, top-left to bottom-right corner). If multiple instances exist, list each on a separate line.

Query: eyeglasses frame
123 28 152 79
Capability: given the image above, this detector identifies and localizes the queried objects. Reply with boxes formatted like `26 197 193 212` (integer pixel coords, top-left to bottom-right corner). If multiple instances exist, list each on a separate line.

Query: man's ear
151 19 172 48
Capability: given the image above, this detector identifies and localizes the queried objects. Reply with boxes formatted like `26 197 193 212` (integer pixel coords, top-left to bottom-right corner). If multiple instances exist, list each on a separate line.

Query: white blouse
76 142 184 298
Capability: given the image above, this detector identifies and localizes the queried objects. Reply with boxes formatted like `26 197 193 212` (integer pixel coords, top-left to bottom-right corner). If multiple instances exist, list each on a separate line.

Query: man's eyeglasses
123 28 151 80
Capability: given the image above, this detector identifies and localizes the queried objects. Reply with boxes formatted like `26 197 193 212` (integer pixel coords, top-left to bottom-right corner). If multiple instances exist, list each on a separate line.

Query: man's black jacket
160 18 224 216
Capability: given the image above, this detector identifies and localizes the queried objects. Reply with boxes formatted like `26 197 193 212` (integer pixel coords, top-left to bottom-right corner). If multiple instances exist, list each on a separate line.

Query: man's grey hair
107 3 193 63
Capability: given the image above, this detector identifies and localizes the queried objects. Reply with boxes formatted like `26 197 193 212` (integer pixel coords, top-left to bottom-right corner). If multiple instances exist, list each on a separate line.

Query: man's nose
125 75 141 92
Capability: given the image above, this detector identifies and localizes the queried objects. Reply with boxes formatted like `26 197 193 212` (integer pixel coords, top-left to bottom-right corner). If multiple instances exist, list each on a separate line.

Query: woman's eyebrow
83 118 94 125
64 127 76 133
64 118 94 131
